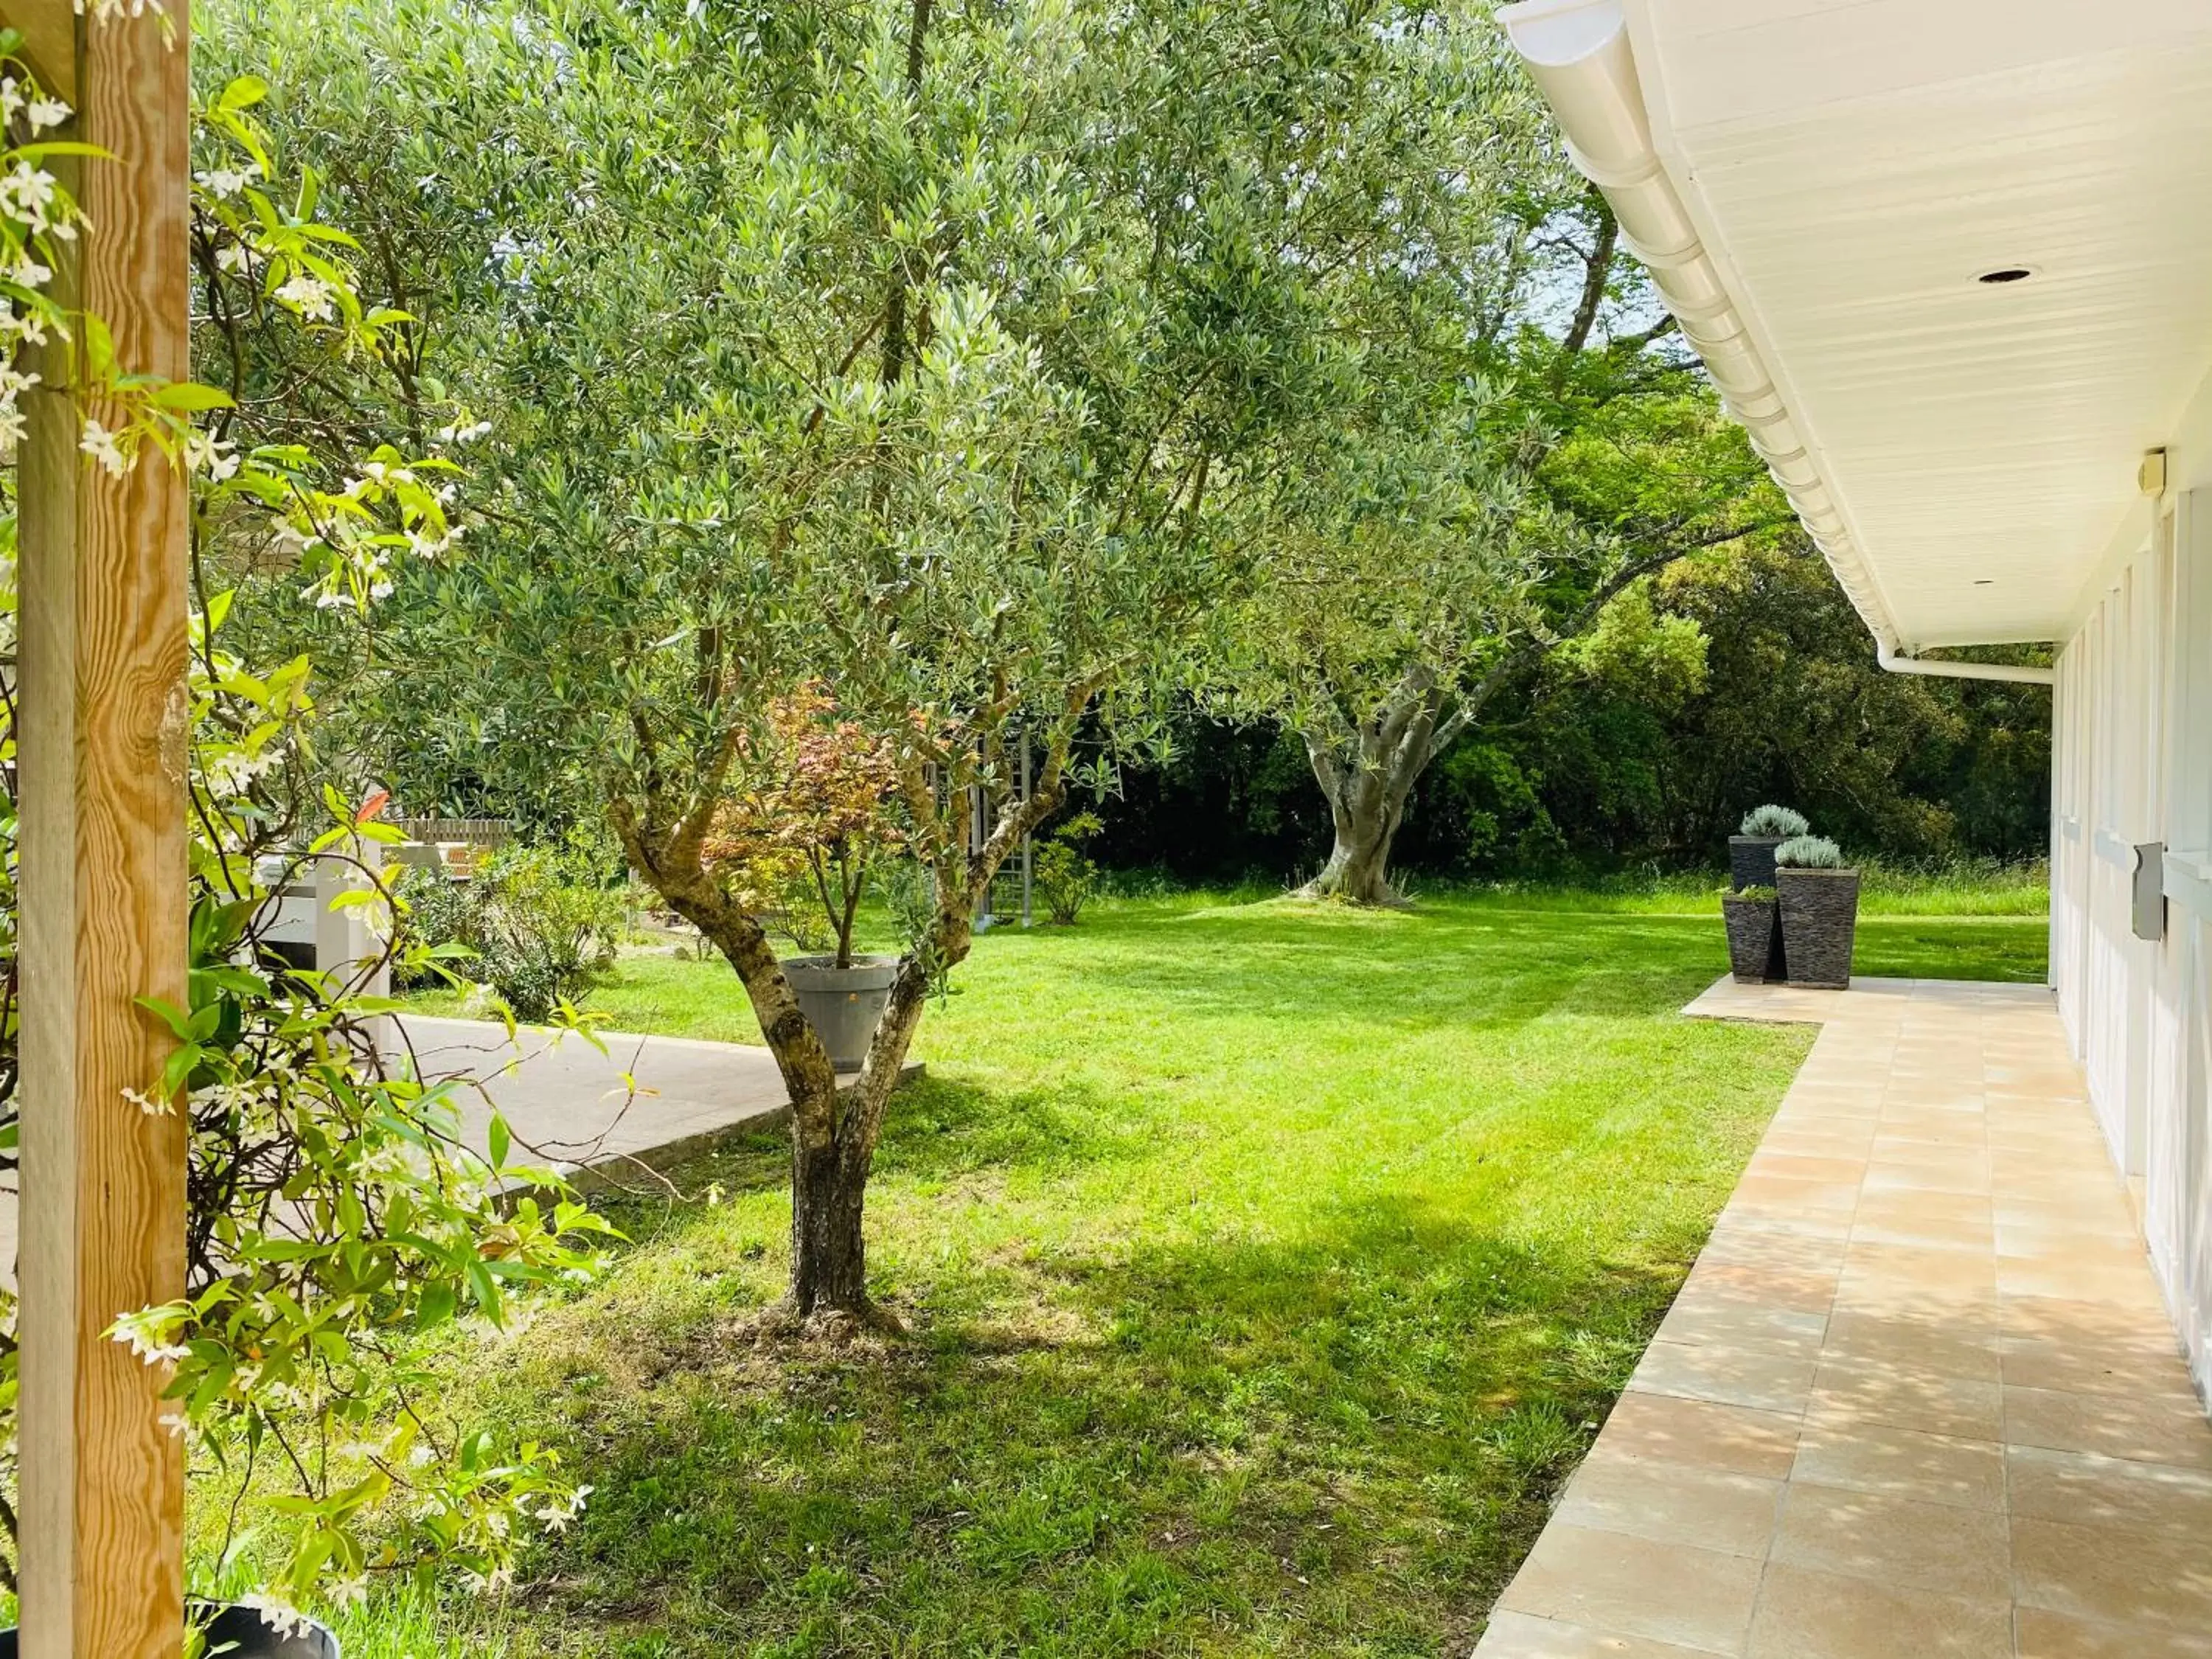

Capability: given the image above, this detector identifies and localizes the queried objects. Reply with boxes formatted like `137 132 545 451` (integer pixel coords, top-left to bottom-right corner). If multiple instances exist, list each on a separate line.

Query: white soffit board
1502 0 2212 652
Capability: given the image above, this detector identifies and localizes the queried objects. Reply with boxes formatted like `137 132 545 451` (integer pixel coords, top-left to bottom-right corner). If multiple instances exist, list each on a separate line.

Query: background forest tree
1101 533 2052 886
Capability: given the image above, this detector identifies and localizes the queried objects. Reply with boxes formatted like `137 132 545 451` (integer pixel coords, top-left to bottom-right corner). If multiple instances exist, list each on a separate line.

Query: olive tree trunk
1299 667 1457 905
611 745 1064 1330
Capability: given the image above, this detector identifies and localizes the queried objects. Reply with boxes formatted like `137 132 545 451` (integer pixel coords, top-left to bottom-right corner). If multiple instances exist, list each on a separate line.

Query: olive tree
1219 167 1788 903
218 0 1464 1329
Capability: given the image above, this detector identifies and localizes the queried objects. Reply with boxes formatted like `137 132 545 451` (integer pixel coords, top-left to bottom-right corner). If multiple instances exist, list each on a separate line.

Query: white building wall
2051 422 2212 1399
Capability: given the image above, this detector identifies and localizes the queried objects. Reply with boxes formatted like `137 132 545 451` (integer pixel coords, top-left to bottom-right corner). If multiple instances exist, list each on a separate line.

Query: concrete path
0 1018 793 1286
394 1015 793 1186
1477 975 2212 1659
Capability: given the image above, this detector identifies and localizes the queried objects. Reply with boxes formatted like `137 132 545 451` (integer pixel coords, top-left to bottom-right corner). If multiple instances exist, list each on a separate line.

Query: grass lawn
344 892 2042 1656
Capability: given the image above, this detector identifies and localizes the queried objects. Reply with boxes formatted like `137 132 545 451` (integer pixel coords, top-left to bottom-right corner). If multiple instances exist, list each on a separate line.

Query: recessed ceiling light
1977 265 2037 285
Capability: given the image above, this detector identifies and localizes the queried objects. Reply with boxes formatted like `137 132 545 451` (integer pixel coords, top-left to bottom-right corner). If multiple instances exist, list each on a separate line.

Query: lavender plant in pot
1774 835 1861 990
1731 804 1809 892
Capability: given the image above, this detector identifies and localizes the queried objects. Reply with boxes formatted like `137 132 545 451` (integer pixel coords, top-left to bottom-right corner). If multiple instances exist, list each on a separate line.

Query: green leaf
218 74 270 111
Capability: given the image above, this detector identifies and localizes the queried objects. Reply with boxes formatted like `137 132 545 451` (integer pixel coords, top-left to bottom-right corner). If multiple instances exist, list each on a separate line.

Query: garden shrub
400 833 625 1020
1036 812 1103 925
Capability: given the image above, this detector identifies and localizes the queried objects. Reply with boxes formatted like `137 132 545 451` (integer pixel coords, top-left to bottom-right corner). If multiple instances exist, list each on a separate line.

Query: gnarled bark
611 728 1067 1330
1298 667 1452 905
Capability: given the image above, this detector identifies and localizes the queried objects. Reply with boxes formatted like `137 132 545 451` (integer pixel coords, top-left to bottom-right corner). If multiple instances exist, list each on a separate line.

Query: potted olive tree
1731 804 1809 891
707 684 910 1071
1774 835 1860 989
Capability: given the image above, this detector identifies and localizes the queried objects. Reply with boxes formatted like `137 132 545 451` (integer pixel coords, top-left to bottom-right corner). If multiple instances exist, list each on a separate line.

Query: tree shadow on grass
493 1190 1689 1659
588 1072 1169 1246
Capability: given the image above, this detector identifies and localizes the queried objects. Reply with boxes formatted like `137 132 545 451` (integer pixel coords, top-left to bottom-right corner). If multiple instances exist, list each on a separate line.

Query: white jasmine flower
27 97 72 132
80 419 130 477
195 166 254 199
274 272 335 321
183 428 240 480
122 1085 172 1116
3 160 59 222
215 243 252 274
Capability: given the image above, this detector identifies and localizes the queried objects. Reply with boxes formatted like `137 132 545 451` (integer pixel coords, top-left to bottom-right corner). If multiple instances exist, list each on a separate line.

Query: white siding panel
2061 486 2212 1402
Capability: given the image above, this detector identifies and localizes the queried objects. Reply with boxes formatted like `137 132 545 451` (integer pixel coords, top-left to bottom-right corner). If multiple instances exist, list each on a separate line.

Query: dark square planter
0 1603 336 1658
1721 894 1785 983
1776 868 1860 990
1728 835 1785 892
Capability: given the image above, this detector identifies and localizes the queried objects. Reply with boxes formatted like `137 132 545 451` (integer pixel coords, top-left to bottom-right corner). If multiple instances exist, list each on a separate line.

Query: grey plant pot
0 1603 338 1658
1721 894 1785 984
1776 869 1860 990
1728 835 1785 892
785 954 900 1073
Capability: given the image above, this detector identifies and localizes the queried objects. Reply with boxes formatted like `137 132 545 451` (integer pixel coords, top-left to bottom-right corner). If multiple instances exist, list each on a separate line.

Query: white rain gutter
1498 0 2052 690
1876 640 2055 686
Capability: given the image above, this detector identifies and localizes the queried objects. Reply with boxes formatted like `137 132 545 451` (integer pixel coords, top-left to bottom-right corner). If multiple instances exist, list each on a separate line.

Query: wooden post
15 1 192 1653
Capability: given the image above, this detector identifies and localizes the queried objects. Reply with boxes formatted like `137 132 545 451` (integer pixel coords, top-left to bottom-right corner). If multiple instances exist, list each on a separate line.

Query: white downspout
1876 639 2055 686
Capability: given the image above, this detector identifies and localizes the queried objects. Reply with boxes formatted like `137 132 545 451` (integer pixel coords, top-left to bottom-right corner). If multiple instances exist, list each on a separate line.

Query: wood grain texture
16 5 191 1655
10 0 80 104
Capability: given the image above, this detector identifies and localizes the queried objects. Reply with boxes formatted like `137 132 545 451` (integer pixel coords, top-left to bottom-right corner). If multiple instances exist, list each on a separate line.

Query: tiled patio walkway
1475 975 2212 1659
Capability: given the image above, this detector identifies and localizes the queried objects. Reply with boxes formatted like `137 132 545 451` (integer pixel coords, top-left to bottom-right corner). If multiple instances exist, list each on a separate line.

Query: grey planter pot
1776 869 1860 990
785 954 900 1073
1728 835 1785 892
1721 893 1785 984
0 1603 338 1657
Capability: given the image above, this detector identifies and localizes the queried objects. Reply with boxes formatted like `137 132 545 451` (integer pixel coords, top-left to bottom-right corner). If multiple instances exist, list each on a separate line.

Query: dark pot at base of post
0 1602 338 1658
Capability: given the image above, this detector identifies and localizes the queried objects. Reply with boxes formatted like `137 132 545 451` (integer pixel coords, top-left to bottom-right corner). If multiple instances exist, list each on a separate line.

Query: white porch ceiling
1513 0 2212 650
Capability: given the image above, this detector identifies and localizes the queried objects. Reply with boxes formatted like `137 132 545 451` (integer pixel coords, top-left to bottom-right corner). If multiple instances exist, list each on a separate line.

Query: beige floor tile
1495 1524 1762 1655
2006 1443 2212 1534
1745 1151 1868 1184
1596 1393 1801 1481
1820 1308 2000 1382
1745 1562 2011 1659
1790 1410 2006 1509
1473 1610 1736 1658
1996 1256 2168 1309
1863 1156 1992 1197
1998 1315 2191 1397
1809 1355 2003 1440
1729 1173 1863 1215
2013 1515 2212 1632
1768 1481 2009 1597
1676 1260 1840 1318
1631 1340 1817 1416
1655 1298 1826 1360
1999 1291 2178 1348
2014 1608 2212 1658
1700 1225 1850 1273
1993 1220 2143 1260
1848 1209 1996 1253
1851 1187 1992 1228
1993 1193 2137 1236
1834 1245 1998 1321
1557 1448 1784 1558
2003 1383 2212 1469
1874 1116 1988 1150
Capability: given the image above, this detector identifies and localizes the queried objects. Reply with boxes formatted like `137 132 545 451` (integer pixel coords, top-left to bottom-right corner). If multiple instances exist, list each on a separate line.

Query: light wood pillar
15 1 192 1652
